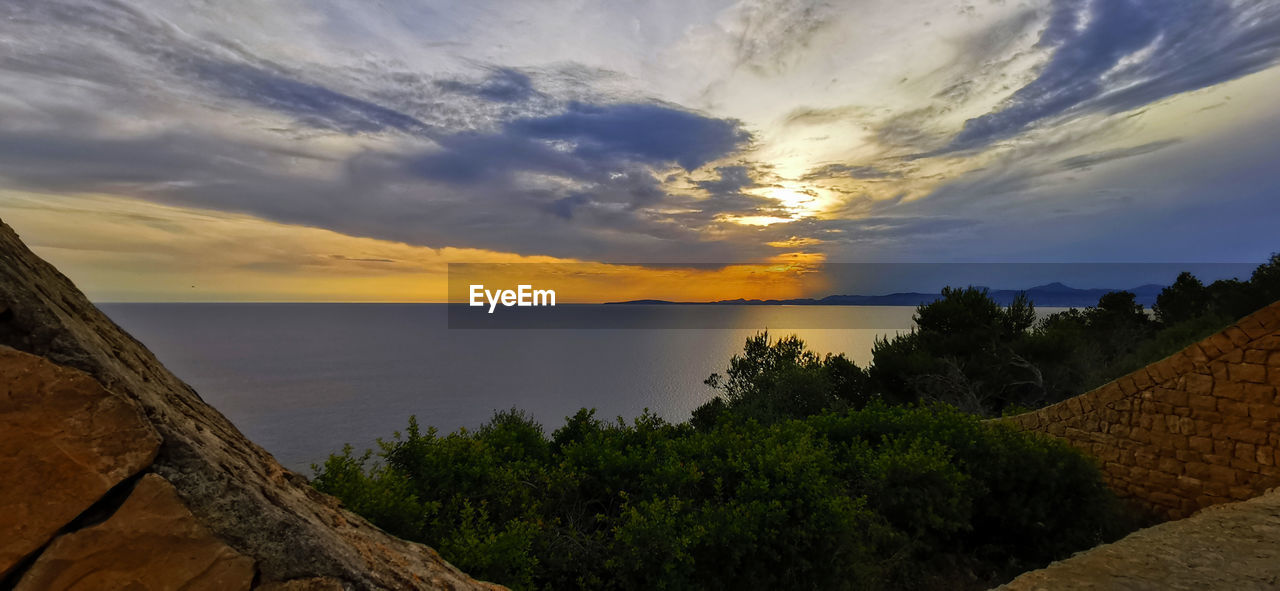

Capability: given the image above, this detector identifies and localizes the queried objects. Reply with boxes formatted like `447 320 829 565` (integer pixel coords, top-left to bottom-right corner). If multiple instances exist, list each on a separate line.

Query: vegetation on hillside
315 404 1127 590
313 255 1279 589
697 255 1280 421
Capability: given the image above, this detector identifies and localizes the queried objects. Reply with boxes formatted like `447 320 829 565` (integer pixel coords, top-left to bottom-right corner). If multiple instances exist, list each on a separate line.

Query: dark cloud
801 164 900 181
1057 139 1181 171
329 255 397 263
435 68 538 104
1 1 435 136
696 166 757 195
915 135 1182 218
190 60 432 135
0 1 566 139
928 8 1042 106
404 103 751 216
508 102 751 171
816 216 977 244
546 193 592 220
875 106 952 152
0 129 323 195
671 192 793 225
730 215 981 259
407 132 589 184
945 0 1280 151
399 102 752 190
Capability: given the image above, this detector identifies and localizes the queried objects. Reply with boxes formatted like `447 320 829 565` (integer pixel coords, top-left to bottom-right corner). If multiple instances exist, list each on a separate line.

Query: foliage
696 332 869 428
867 288 1051 415
1154 272 1209 325
316 404 1127 590
857 254 1280 416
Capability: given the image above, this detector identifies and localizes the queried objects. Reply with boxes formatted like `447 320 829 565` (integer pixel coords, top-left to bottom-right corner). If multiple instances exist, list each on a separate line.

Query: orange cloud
1 192 826 303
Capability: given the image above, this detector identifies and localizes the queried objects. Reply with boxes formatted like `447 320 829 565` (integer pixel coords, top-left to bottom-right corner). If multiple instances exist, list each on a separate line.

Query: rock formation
0 218 503 589
0 347 161 576
15 474 257 591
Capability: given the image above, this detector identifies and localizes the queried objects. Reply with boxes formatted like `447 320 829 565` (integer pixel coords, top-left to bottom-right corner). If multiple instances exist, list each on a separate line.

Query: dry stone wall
1003 300 1280 519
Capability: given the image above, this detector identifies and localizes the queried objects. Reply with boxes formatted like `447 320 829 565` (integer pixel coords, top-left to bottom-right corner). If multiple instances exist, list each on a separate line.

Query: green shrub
698 332 871 426
310 444 427 540
808 404 1129 577
315 404 1128 590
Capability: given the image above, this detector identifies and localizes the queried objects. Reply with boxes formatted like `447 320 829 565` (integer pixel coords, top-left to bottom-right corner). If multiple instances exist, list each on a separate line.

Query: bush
315 404 1129 590
868 289 1048 415
698 332 870 427
806 404 1127 576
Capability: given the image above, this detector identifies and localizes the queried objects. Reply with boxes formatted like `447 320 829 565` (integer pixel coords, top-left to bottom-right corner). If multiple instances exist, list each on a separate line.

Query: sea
100 303 920 472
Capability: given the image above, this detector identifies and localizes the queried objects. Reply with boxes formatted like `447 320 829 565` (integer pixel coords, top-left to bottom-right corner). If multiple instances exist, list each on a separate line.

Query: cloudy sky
2 0 1279 301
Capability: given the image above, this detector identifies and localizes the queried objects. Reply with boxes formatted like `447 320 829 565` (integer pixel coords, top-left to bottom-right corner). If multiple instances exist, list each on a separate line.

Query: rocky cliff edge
0 219 503 590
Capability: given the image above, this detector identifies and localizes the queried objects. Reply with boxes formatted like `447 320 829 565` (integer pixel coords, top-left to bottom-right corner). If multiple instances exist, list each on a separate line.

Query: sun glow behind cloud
0 191 828 303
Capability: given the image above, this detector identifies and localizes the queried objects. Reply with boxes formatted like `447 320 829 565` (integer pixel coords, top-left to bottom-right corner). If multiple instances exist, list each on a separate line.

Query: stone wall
1002 300 1280 520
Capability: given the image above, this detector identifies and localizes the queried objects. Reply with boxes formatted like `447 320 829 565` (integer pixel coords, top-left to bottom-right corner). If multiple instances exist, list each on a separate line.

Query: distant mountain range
607 282 1168 308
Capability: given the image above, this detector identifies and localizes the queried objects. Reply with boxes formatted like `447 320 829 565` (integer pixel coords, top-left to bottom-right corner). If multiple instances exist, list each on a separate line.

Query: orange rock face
256 577 348 591
0 346 161 577
14 473 256 591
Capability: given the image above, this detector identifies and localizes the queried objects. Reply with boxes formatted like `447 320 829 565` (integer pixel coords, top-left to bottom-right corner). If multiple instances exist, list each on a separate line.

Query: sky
1 0 1279 301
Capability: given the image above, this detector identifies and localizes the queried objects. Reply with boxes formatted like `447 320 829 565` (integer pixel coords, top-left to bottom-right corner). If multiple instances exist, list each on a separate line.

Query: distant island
607 282 1167 308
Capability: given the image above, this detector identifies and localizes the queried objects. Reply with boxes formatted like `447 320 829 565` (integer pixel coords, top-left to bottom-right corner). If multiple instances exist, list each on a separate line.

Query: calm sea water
99 304 917 472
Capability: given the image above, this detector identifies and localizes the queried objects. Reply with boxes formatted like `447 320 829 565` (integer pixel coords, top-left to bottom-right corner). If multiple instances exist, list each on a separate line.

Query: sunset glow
2 1 1278 301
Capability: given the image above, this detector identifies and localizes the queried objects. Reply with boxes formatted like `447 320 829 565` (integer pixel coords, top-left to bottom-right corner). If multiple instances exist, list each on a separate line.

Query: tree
1249 253 1280 310
697 332 870 427
1093 290 1147 321
869 288 1044 416
1154 272 1208 325
1206 278 1255 319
